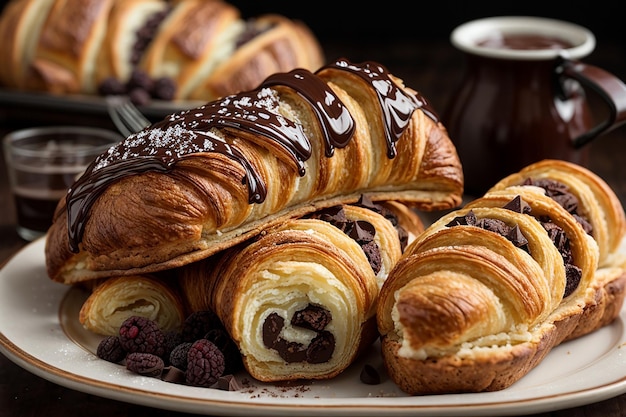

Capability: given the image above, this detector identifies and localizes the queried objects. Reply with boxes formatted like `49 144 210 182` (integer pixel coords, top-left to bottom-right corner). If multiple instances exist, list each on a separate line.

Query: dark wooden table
1 37 625 417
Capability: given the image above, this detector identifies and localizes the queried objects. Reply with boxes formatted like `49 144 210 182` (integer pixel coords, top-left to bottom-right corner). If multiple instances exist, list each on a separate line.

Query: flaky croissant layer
377 159 626 394
45 58 463 284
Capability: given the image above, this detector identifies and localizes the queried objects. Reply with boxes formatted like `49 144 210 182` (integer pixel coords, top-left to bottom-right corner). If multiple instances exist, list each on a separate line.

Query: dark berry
204 327 242 374
96 335 126 363
118 316 166 357
127 69 154 92
186 339 225 387
151 77 176 100
128 87 151 106
169 342 193 371
180 310 222 342
162 330 183 363
98 77 126 96
126 352 164 377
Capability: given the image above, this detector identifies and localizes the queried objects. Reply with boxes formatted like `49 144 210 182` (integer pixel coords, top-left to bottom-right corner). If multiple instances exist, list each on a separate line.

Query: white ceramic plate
1 238 625 416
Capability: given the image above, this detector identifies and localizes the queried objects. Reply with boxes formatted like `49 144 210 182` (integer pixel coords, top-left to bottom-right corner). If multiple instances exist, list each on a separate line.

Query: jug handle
557 58 626 149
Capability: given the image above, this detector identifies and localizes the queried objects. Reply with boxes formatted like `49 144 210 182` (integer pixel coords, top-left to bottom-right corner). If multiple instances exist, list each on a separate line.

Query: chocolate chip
361 240 382 275
564 264 582 298
274 339 307 363
503 195 531 214
360 364 381 385
347 220 376 243
507 225 529 252
262 313 284 349
446 210 477 227
161 366 186 384
475 218 510 235
291 304 332 331
306 331 335 364
216 374 242 391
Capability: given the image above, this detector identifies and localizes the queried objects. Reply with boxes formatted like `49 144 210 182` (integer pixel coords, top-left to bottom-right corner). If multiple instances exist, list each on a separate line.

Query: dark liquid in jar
14 193 62 233
476 33 574 50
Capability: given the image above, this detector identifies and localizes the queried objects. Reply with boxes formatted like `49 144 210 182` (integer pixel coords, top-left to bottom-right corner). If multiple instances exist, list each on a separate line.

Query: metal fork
105 95 151 137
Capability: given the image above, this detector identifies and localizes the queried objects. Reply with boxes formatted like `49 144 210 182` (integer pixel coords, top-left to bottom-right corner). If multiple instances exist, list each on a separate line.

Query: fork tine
118 100 151 133
105 96 151 137
107 106 134 138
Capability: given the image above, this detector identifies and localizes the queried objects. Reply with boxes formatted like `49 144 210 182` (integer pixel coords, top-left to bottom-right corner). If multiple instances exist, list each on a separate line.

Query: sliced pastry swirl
178 200 421 382
78 274 187 336
377 159 626 394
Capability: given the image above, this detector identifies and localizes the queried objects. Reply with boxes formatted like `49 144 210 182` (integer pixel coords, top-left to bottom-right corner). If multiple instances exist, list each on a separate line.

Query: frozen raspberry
127 69 154 92
204 327 243 374
96 335 126 363
186 339 225 387
126 352 164 377
118 316 165 357
98 77 126 96
151 77 176 101
181 310 222 342
169 342 193 371
128 87 151 106
162 330 183 363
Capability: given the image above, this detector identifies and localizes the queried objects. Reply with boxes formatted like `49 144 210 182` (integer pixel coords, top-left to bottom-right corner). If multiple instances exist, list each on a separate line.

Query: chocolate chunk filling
262 304 335 364
131 7 172 67
291 304 332 331
309 204 383 274
522 178 593 235
446 195 582 299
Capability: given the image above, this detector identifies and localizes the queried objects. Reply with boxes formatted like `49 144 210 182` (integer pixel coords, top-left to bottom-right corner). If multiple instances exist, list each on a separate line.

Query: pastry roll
93 0 171 88
79 274 187 336
377 159 626 394
138 0 244 100
187 13 325 101
178 200 416 381
26 0 116 94
0 0 55 89
489 159 626 268
45 58 463 285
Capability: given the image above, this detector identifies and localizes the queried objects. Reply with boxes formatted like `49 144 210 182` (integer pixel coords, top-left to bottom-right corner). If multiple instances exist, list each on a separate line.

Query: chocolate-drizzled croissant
377 159 626 395
45 58 463 284
178 199 422 381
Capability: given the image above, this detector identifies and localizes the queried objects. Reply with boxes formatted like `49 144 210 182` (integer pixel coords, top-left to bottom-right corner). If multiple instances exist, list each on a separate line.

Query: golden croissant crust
45 58 463 284
377 159 626 394
178 200 417 381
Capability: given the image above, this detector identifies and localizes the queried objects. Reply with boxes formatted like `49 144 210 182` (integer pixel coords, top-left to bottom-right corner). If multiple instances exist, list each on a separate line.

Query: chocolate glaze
261 68 355 157
66 59 428 252
327 58 438 158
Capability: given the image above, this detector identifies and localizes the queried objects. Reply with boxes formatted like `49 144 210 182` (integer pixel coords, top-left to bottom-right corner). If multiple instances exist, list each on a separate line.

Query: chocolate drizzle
65 59 422 253
325 58 438 158
261 68 355 157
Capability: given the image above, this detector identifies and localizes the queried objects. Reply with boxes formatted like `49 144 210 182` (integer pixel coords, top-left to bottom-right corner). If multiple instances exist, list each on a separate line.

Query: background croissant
377 159 626 395
44 58 463 285
0 0 324 103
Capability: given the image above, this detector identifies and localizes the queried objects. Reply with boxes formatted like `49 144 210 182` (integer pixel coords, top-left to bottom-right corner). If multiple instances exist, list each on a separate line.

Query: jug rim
451 16 595 61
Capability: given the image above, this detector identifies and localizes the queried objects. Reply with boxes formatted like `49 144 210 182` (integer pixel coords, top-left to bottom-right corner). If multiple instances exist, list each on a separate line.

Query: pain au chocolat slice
177 199 422 381
45 58 463 284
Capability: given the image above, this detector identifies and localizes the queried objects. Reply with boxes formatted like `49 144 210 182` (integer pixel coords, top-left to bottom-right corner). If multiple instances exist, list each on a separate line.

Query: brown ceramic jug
443 16 626 196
